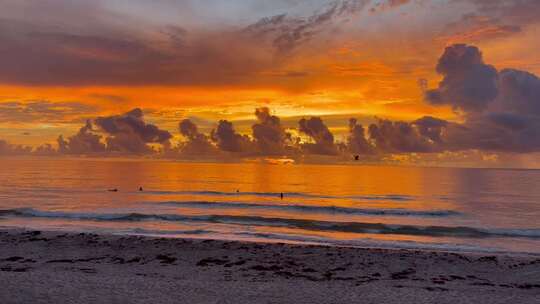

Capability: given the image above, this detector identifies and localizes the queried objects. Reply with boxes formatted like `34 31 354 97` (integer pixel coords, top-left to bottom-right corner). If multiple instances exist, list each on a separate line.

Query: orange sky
1 0 540 167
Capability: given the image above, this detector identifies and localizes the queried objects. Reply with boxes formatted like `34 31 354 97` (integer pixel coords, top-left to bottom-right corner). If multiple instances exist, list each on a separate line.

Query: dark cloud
498 69 540 115
252 107 292 155
423 44 540 153
347 118 373 154
425 44 499 112
178 119 216 155
298 117 337 155
413 116 448 144
94 108 172 154
211 120 253 153
57 121 106 154
367 118 436 153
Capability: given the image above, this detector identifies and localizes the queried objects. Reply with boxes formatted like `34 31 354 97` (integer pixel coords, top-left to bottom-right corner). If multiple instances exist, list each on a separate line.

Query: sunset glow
1 0 540 167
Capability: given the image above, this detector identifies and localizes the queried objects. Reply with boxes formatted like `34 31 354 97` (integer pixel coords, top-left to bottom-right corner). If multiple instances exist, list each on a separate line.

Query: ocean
1 158 539 255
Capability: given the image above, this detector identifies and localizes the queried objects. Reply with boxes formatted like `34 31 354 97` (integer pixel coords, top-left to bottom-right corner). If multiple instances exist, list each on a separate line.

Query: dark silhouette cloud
413 116 448 144
498 69 540 115
94 108 172 153
367 118 436 153
178 119 216 155
57 121 106 154
347 118 373 154
425 44 499 112
423 44 540 153
252 107 292 155
211 120 253 153
298 117 337 155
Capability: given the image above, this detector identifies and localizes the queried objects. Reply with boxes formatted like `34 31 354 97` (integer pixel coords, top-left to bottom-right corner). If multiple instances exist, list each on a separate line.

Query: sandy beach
0 229 538 304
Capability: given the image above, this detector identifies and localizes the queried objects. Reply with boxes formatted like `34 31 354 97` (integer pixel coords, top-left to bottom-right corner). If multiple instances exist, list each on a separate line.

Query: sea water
1 158 539 255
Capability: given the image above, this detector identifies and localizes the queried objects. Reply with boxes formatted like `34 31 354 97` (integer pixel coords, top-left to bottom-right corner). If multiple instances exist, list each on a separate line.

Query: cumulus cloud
424 43 540 153
211 120 253 153
298 117 337 155
347 118 373 154
412 116 448 144
5 41 540 159
178 119 216 155
57 120 106 154
94 108 172 154
252 107 292 155
497 69 540 115
367 118 437 153
425 44 499 112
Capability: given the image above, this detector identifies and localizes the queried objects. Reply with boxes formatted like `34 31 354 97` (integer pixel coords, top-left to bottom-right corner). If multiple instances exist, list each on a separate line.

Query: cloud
425 44 499 112
57 120 106 154
244 0 369 54
369 0 412 13
497 69 540 115
461 0 540 28
33 143 58 156
178 119 216 155
412 116 448 144
0 1 370 87
252 107 292 155
423 43 540 153
0 101 96 123
94 108 172 154
211 120 253 153
441 13 522 44
298 117 337 155
367 118 436 153
0 139 32 155
5 40 540 159
347 118 373 154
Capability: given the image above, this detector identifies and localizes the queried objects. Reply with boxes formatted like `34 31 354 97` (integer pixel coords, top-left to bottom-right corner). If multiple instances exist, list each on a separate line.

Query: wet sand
0 229 539 304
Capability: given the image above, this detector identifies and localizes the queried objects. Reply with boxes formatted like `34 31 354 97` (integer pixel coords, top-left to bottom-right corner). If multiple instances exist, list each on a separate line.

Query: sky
1 0 540 167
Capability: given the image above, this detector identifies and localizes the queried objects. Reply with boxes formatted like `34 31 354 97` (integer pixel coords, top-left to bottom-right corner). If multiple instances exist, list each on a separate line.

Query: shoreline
1 228 539 303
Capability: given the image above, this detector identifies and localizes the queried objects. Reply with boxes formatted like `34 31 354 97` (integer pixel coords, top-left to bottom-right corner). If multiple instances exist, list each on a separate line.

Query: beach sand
0 229 538 304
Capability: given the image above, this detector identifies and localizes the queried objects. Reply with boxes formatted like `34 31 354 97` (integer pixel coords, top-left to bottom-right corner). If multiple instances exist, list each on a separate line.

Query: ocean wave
153 200 458 217
1 208 539 239
142 190 414 201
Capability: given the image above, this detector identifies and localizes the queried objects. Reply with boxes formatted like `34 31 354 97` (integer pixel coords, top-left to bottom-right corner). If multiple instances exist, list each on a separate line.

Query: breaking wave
2 208 539 239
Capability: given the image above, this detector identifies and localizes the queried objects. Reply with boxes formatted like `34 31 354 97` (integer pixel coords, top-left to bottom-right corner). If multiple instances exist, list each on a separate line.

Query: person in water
139 187 143 192
280 192 284 200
